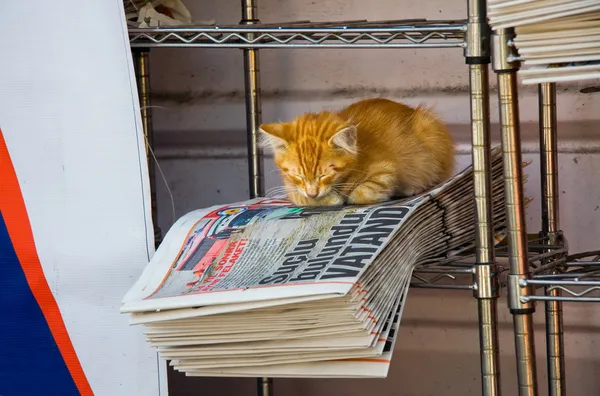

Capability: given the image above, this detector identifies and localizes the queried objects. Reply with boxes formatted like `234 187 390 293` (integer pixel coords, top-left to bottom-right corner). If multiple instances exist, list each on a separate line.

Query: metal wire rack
525 250 600 303
411 235 570 290
129 20 467 48
411 236 600 299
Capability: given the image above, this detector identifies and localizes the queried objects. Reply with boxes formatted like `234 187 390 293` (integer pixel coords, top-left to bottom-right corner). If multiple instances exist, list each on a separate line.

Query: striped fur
259 98 455 206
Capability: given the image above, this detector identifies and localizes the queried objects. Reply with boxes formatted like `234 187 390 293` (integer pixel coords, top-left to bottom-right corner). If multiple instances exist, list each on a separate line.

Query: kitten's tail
411 103 456 177
411 104 450 138
412 103 440 124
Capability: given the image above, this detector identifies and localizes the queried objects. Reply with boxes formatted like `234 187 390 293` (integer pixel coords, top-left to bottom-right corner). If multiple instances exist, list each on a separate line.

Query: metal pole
470 64 502 396
539 82 566 396
465 1 502 395
492 28 539 396
257 377 273 396
241 0 265 198
241 1 269 395
133 48 162 247
539 83 559 240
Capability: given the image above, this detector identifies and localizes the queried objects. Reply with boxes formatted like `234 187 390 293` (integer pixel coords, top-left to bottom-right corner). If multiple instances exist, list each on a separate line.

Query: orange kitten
259 98 455 206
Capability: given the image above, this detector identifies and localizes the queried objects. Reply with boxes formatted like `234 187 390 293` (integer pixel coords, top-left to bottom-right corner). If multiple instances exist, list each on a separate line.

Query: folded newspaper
488 1 600 84
121 147 509 378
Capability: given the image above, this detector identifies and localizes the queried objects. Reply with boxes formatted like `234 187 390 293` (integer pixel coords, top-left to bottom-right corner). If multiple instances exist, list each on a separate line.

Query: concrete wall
146 0 600 394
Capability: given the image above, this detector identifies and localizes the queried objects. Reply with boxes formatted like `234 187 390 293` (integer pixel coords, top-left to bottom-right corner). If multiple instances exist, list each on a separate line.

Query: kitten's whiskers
265 185 296 198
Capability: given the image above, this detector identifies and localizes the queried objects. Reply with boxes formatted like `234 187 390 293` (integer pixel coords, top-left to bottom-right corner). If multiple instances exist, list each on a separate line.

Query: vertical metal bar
241 2 269 395
470 63 502 396
545 281 565 396
539 82 566 396
511 312 539 396
477 294 502 396
257 377 273 396
241 0 265 198
539 83 559 238
133 48 162 247
465 1 501 395
492 28 539 396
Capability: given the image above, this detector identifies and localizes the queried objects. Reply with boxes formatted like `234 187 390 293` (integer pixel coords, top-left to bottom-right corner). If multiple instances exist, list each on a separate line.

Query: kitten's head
259 111 358 200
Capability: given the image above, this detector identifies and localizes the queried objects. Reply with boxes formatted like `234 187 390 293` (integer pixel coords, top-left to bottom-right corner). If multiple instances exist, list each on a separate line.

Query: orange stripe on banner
0 129 94 396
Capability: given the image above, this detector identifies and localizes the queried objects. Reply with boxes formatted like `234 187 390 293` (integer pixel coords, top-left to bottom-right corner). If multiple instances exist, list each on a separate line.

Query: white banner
0 1 162 395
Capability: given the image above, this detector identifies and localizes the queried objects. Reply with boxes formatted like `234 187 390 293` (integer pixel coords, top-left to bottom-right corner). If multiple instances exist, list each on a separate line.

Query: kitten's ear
258 123 288 152
329 125 358 155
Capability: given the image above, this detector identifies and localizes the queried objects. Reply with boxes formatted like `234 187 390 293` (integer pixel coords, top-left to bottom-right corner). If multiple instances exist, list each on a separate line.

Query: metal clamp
492 28 519 73
473 263 500 299
546 230 565 249
508 274 536 313
465 0 491 64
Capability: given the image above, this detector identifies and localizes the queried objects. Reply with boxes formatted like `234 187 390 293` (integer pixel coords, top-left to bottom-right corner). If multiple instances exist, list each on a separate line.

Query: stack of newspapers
121 148 508 378
488 0 600 84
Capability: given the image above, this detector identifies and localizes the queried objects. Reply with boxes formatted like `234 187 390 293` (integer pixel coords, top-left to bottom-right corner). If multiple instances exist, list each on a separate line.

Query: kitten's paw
347 185 391 205
288 191 343 207
397 185 427 197
317 193 345 206
288 191 311 206
288 189 346 207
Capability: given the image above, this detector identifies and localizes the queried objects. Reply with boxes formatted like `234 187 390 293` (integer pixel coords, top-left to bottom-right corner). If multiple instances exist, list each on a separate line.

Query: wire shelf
411 235 569 291
128 19 467 49
411 264 475 290
523 250 600 303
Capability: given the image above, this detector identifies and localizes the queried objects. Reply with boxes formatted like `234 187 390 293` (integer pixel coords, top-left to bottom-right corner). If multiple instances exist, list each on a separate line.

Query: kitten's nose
306 185 319 198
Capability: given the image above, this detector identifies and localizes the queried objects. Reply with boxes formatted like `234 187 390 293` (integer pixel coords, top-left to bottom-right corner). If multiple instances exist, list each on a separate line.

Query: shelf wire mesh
412 234 600 303
129 20 467 48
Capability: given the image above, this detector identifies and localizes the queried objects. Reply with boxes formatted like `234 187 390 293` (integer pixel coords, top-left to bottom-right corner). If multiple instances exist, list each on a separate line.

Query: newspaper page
121 197 426 313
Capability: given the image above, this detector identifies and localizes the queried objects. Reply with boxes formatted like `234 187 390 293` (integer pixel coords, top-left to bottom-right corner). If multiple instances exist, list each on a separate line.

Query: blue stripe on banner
0 211 80 396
